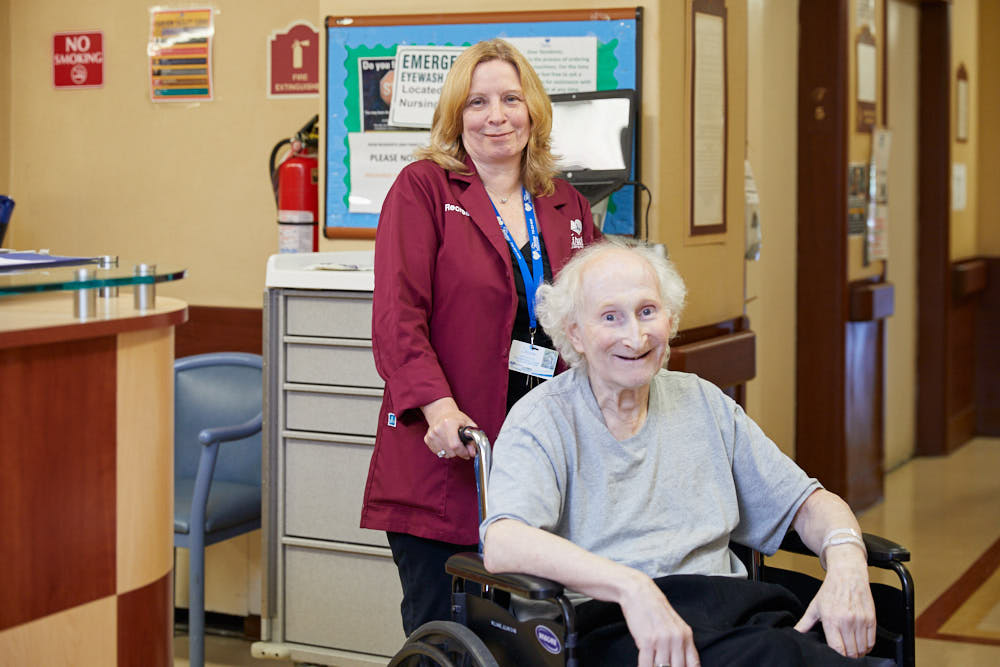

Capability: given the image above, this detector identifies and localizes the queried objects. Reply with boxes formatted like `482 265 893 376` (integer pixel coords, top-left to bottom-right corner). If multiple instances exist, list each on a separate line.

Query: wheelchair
389 429 915 667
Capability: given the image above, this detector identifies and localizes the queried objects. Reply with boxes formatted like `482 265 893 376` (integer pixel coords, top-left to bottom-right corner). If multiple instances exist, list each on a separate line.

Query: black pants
575 575 894 667
387 532 479 637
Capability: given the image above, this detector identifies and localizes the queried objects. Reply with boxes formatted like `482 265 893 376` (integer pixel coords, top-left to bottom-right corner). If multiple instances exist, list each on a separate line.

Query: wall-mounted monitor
549 89 637 206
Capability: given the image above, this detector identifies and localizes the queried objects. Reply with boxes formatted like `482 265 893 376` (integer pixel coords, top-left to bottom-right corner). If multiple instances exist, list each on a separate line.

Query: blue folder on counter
0 252 97 272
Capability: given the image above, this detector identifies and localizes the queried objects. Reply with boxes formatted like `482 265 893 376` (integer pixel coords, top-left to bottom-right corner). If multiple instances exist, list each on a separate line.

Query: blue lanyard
492 187 543 335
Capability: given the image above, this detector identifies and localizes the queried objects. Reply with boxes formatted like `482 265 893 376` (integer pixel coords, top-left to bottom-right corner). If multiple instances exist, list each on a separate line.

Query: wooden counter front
0 292 187 666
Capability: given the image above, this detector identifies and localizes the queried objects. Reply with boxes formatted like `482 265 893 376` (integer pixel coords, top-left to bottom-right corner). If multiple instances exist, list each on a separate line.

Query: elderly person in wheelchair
479 240 885 667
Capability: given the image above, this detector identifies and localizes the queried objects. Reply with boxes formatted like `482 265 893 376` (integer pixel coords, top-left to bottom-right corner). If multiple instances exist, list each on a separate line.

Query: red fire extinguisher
270 115 319 253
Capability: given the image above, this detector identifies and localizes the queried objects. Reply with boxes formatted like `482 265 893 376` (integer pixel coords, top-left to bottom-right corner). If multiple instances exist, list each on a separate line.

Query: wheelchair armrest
779 531 911 565
861 533 910 565
446 552 565 601
198 412 263 446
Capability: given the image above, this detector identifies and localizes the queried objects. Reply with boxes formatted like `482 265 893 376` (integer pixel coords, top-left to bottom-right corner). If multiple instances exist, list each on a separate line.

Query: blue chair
0 195 14 246
174 352 263 667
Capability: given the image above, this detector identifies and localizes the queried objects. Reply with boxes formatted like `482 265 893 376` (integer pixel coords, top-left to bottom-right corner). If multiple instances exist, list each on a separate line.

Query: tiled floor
173 634 283 667
770 436 1000 665
175 437 1000 666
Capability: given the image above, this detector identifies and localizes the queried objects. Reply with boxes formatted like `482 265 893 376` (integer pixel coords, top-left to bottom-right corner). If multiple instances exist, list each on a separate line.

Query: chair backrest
174 352 263 485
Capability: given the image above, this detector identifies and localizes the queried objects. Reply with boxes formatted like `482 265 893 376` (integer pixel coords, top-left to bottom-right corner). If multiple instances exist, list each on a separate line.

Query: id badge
508 339 558 379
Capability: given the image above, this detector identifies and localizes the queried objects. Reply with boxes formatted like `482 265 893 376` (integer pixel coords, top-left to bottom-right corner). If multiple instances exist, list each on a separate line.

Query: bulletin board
324 9 642 239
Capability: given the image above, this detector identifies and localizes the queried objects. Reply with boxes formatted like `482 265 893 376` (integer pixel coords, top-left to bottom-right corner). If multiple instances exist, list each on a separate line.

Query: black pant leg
386 532 478 636
576 575 888 667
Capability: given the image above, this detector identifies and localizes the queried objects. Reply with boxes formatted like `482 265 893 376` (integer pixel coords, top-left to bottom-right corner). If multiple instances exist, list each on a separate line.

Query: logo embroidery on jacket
444 203 470 217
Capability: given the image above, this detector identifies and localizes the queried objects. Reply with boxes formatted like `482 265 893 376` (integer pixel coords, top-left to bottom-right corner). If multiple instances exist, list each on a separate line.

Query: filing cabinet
257 252 404 666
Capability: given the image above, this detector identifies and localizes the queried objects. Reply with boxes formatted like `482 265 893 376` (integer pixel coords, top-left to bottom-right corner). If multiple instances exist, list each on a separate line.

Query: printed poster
359 57 396 131
847 163 868 236
347 131 430 213
505 36 597 94
388 46 464 128
865 129 890 262
148 7 214 102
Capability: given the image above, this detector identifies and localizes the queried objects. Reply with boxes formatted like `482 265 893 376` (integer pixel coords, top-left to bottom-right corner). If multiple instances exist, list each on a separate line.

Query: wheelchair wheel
389 620 499 667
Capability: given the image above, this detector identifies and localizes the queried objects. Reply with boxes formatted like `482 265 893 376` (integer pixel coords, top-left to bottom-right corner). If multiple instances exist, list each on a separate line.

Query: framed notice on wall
856 25 877 132
688 0 727 237
956 63 969 143
324 9 642 239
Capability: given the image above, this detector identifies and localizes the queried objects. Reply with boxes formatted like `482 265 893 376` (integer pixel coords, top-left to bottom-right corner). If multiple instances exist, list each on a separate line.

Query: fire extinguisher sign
267 21 320 99
53 31 104 89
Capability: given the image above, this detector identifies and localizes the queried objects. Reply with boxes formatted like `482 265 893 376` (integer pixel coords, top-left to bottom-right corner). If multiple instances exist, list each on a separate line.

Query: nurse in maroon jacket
361 38 601 635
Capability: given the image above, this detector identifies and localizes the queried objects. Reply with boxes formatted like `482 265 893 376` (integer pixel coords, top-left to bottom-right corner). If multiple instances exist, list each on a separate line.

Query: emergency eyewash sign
387 46 464 128
53 31 104 89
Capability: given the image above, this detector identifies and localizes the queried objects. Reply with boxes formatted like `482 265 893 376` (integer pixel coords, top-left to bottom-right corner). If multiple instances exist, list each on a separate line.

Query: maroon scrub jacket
361 157 601 545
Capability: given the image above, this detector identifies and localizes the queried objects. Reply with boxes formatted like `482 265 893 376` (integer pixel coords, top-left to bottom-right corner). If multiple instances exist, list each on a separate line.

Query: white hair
536 239 687 368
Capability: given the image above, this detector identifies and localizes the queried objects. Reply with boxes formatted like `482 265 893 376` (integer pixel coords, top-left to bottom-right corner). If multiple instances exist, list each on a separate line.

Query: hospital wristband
819 528 867 570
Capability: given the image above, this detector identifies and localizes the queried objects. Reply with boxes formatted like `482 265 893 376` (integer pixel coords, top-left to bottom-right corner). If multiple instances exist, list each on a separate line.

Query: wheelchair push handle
459 427 493 523
458 426 490 454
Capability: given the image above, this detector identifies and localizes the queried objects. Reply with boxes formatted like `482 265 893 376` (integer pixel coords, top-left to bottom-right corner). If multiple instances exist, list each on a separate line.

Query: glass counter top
0 256 186 295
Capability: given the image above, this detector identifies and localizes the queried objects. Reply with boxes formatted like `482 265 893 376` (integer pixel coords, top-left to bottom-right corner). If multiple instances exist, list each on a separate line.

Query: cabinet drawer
286 341 383 388
285 388 381 436
284 438 387 547
285 295 373 338
283 544 405 656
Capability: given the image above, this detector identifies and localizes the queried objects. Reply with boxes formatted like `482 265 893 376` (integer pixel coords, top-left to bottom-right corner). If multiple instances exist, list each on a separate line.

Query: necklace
486 185 519 205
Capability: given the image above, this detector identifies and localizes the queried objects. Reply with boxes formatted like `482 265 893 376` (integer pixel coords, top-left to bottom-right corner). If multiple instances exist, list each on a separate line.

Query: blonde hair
414 39 558 197
536 239 687 368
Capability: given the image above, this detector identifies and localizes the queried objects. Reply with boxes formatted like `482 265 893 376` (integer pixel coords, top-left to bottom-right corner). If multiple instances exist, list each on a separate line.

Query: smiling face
461 59 531 171
568 250 672 402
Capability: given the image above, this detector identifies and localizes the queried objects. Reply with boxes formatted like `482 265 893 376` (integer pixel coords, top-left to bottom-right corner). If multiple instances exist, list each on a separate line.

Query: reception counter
0 291 188 666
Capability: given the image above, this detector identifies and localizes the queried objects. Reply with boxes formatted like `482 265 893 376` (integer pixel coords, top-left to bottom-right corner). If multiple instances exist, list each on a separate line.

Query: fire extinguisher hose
269 138 293 206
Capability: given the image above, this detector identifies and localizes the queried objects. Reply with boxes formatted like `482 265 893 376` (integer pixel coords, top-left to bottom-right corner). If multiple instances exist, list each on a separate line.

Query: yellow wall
745 0 797 456
884 0 920 470
1 0 11 197
668 1 749 330
6 0 320 307
977 0 1000 255
4 0 747 324
951 0 978 261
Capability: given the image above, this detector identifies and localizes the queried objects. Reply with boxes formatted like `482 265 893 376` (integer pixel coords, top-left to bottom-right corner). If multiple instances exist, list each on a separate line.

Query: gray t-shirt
481 366 821 580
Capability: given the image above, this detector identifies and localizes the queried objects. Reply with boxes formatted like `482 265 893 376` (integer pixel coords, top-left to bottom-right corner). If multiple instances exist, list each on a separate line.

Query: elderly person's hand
618 571 701 667
794 544 876 658
421 397 478 459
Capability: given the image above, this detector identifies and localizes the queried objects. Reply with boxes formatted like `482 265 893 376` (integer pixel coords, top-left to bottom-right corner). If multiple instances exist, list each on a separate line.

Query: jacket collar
450 155 572 267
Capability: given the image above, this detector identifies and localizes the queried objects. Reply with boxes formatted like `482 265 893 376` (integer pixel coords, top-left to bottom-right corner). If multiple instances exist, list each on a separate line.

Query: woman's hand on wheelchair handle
420 397 478 459
618 571 701 667
793 547 876 659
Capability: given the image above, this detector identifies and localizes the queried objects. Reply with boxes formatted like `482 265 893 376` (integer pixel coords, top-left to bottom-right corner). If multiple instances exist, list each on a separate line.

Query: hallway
867 437 1000 663
177 437 1000 666
770 437 1000 665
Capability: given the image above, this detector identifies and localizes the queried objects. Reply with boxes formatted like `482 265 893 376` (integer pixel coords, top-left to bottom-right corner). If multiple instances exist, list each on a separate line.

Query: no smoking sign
53 31 104 89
